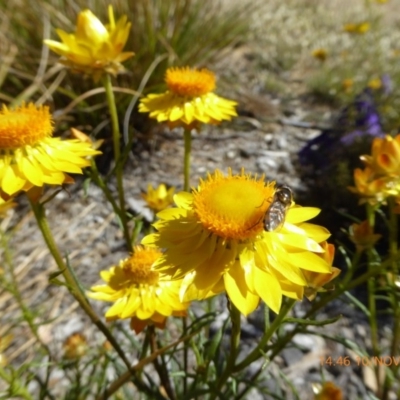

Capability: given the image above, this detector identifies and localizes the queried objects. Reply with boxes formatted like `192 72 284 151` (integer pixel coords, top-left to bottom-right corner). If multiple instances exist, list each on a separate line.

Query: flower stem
233 299 296 372
89 159 126 225
210 301 241 399
102 73 131 251
305 254 391 318
0 230 52 358
148 326 176 400
340 249 361 288
235 316 300 400
0 367 33 400
29 199 133 372
183 128 192 191
183 317 188 395
365 203 381 394
97 331 198 400
382 197 400 400
388 196 399 353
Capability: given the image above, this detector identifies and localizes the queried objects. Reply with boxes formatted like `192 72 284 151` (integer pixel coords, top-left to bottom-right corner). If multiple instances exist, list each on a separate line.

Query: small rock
292 333 319 352
226 150 236 159
281 347 304 366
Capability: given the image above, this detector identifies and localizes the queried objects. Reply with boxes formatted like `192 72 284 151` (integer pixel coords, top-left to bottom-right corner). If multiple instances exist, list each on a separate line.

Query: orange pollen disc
122 248 162 285
192 171 274 241
165 67 216 97
0 103 53 149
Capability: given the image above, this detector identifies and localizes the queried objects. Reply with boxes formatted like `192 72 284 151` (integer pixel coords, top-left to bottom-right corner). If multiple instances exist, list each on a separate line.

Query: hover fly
264 185 293 232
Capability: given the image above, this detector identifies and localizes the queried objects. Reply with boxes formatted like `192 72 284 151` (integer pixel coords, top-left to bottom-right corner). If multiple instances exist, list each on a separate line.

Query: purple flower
299 89 384 168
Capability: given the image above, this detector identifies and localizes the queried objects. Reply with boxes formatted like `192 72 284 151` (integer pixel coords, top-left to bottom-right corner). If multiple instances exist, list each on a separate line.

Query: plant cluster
0 1 399 399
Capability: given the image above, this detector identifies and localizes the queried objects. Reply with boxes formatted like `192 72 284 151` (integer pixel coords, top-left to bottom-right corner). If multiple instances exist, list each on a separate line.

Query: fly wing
264 203 285 232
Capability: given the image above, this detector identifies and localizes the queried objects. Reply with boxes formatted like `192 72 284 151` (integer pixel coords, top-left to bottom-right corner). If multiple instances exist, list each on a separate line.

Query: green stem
382 197 400 400
0 367 33 400
148 326 176 400
388 196 399 354
0 231 52 359
97 331 198 400
234 299 295 372
365 203 380 393
182 317 188 396
90 159 125 224
95 352 110 398
103 74 121 169
102 74 131 251
210 302 241 399
340 249 362 288
235 321 299 400
304 254 391 318
29 199 132 372
1 230 55 400
183 128 192 192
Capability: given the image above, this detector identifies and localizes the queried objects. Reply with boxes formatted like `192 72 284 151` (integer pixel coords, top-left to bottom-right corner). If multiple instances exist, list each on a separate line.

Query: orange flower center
165 67 216 97
122 247 162 285
192 169 274 240
0 103 53 149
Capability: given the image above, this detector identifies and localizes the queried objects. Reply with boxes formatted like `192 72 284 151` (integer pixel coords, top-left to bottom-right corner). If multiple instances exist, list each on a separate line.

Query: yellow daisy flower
312 48 328 62
349 135 400 203
349 220 381 251
139 67 237 129
63 333 88 360
313 381 343 400
141 183 175 212
357 22 371 34
142 169 334 316
368 77 382 90
44 5 134 80
0 103 101 196
348 167 393 203
88 246 189 334
343 22 370 34
362 134 400 178
342 78 354 93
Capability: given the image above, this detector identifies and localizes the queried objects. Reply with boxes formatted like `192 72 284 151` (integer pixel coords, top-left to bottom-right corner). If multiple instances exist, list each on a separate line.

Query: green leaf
283 315 342 326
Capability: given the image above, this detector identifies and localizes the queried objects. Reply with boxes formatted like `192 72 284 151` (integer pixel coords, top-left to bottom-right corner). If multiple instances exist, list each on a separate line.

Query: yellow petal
174 191 193 209
106 297 128 318
224 262 260 316
289 251 332 273
121 293 141 318
287 207 320 223
280 280 304 300
169 106 184 121
275 232 324 252
253 267 282 314
21 157 43 186
2 166 26 194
